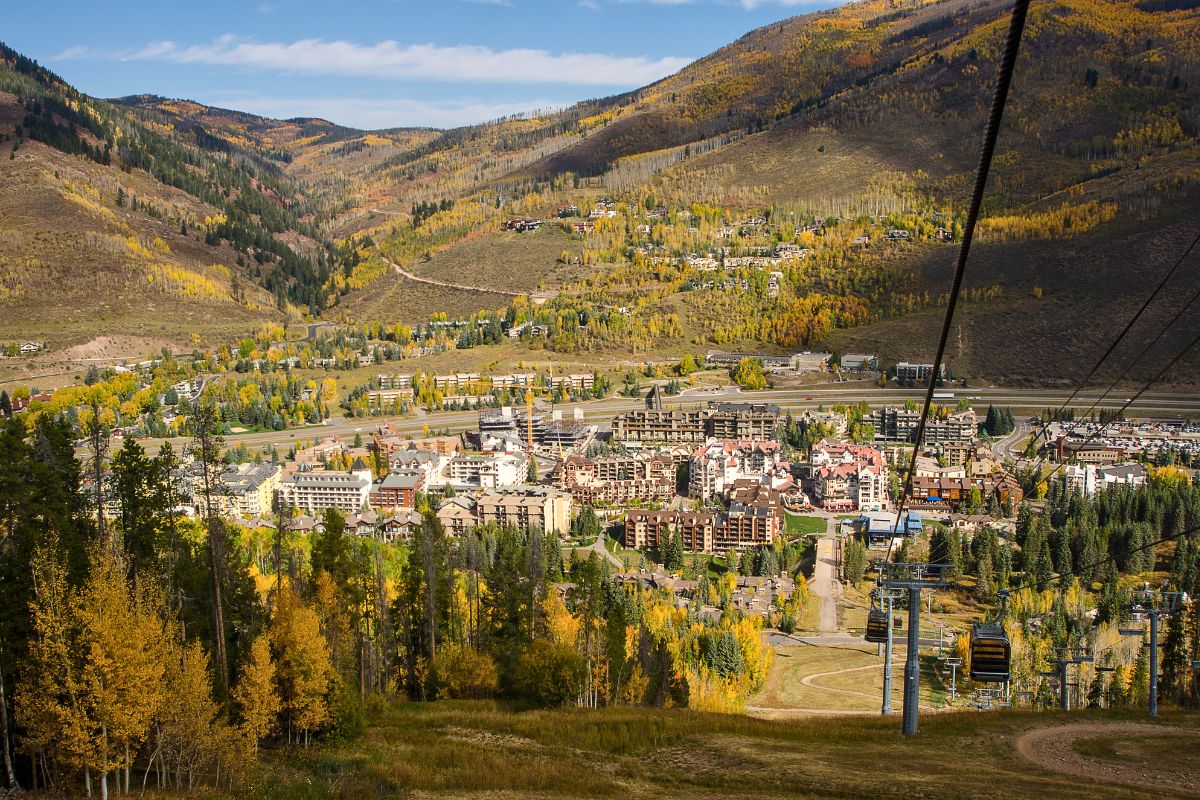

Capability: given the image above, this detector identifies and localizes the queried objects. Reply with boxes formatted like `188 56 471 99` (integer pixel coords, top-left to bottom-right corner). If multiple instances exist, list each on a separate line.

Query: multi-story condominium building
212 462 282 517
548 373 595 393
369 471 426 510
908 474 1023 507
874 407 977 443
372 424 461 463
378 509 424 543
611 402 780 444
810 439 889 512
612 408 708 443
378 374 413 390
1048 438 1125 465
624 484 782 554
801 409 849 438
367 387 414 408
688 439 783 501
625 509 716 553
1063 463 1149 497
277 468 373 513
447 451 527 489
707 402 780 440
433 372 482 391
894 362 944 383
556 451 676 505
717 482 784 550
491 373 536 390
436 497 477 536
559 452 676 485
388 448 443 478
475 488 572 533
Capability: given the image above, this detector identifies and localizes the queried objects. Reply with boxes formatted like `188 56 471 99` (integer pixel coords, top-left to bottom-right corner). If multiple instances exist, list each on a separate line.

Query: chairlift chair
866 607 890 643
969 590 1012 683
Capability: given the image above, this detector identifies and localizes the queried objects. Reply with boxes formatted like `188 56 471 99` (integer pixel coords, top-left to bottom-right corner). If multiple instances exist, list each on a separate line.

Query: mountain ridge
1 0 1198 386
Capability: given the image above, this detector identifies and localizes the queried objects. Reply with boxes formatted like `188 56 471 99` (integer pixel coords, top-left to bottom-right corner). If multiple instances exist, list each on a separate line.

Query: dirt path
809 517 843 633
381 253 520 297
1015 722 1200 797
799 659 904 701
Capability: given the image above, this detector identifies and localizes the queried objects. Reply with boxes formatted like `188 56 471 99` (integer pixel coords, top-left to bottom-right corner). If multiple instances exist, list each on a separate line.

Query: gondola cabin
969 622 1011 683
865 609 889 643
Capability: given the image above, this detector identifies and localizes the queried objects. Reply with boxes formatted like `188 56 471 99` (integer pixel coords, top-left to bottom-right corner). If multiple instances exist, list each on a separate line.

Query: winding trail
1015 722 1200 797
380 252 521 298
799 659 905 701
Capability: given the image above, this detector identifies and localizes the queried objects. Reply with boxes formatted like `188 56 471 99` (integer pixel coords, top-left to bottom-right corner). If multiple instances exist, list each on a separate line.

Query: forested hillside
0 44 337 347
324 0 1199 385
1 0 1198 380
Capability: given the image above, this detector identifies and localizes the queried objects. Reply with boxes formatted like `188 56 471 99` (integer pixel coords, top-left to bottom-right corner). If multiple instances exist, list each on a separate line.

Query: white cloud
60 37 692 87
206 95 568 129
616 0 837 6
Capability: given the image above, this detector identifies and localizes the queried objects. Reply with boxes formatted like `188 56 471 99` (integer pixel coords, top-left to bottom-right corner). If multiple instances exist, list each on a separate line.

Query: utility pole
880 562 950 735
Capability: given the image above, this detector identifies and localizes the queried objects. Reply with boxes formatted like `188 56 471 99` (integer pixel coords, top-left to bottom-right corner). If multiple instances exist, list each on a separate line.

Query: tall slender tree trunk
0 659 19 790
207 517 229 692
192 405 230 692
89 403 108 545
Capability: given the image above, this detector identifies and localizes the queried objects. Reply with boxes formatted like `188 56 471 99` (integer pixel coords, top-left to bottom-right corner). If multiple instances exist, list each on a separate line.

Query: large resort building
278 468 373 513
612 401 781 444
624 483 783 554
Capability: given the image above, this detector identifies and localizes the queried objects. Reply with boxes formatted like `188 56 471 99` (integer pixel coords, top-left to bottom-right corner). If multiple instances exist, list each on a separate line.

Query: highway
129 383 1200 455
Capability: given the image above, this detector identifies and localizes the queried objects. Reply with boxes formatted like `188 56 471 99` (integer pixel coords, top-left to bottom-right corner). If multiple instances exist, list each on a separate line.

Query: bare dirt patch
60 334 181 362
1016 722 1200 797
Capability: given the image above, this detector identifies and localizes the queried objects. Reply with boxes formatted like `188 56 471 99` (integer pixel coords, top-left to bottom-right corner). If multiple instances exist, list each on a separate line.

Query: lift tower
879 562 951 735
1129 584 1183 718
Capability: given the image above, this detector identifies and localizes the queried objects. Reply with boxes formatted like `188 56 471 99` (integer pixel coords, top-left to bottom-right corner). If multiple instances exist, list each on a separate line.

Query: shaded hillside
828 198 1200 385
0 132 282 347
652 0 1199 211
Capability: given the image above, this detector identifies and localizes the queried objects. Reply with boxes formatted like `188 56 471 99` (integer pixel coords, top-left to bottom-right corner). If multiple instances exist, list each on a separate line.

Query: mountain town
1 0 1199 797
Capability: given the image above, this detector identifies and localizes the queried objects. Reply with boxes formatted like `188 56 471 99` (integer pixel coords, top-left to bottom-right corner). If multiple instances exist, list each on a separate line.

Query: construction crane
524 388 535 453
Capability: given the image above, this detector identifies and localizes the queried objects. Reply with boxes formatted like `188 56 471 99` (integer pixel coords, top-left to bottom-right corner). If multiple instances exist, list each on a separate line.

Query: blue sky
4 0 838 129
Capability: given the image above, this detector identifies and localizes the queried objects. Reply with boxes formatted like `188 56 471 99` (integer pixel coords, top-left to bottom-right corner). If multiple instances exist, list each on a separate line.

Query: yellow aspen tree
233 633 279 755
73 549 165 800
270 587 333 745
15 543 91 789
155 640 227 791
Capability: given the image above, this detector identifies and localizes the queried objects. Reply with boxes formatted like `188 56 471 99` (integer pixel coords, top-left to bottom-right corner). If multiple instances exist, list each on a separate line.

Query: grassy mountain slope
238 702 1196 800
0 43 345 347
334 0 1200 384
2 0 1198 382
0 129 282 347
